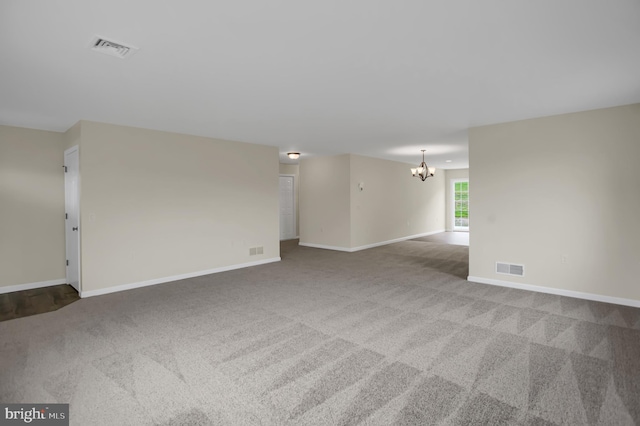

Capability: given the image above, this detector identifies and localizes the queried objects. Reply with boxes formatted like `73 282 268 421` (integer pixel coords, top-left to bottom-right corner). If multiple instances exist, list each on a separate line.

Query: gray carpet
2 240 640 425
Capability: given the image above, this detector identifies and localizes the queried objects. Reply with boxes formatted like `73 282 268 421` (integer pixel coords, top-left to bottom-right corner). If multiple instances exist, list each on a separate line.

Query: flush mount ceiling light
287 152 300 160
89 35 138 59
411 150 435 181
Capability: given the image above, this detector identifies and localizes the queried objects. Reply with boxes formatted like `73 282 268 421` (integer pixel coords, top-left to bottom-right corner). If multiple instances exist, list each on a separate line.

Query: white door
279 175 295 240
64 147 81 291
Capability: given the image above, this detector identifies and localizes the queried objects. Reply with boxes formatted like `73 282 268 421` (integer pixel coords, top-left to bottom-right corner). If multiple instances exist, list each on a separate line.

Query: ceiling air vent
90 36 138 59
496 262 524 277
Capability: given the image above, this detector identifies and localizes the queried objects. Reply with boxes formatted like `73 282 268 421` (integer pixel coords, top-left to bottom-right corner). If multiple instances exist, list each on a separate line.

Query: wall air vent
496 262 524 277
90 36 138 59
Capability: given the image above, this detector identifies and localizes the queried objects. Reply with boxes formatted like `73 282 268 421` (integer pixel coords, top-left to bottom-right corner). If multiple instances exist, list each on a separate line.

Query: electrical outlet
561 255 568 264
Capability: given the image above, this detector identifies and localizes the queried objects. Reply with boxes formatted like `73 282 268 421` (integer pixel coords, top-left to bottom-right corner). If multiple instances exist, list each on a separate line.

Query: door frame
64 146 81 292
279 174 296 240
451 178 469 232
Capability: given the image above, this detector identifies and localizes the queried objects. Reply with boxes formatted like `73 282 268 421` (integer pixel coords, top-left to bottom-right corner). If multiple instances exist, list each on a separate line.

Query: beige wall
445 168 469 231
300 153 445 250
0 125 65 288
350 154 444 248
279 163 300 237
469 103 640 302
299 155 351 248
63 122 81 151
78 121 280 293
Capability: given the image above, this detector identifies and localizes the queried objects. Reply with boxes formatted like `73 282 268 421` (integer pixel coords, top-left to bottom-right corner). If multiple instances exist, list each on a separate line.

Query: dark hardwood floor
0 284 80 322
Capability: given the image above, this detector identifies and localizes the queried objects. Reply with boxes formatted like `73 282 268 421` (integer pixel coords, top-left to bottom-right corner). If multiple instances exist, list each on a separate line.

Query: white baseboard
0 278 67 295
80 257 281 298
298 242 352 252
350 229 446 252
299 229 446 253
467 275 640 308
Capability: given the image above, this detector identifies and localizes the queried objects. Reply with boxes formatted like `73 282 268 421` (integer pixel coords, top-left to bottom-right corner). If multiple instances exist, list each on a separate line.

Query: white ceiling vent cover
90 36 138 59
496 262 525 277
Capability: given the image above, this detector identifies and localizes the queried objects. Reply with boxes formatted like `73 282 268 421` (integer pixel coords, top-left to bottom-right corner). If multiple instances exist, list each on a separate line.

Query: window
452 180 469 231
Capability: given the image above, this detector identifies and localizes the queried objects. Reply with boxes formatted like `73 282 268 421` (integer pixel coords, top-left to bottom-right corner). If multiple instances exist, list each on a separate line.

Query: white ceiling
2 1 639 169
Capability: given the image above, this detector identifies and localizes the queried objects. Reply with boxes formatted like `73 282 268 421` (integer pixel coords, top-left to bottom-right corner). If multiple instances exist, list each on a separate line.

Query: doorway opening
279 175 296 240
